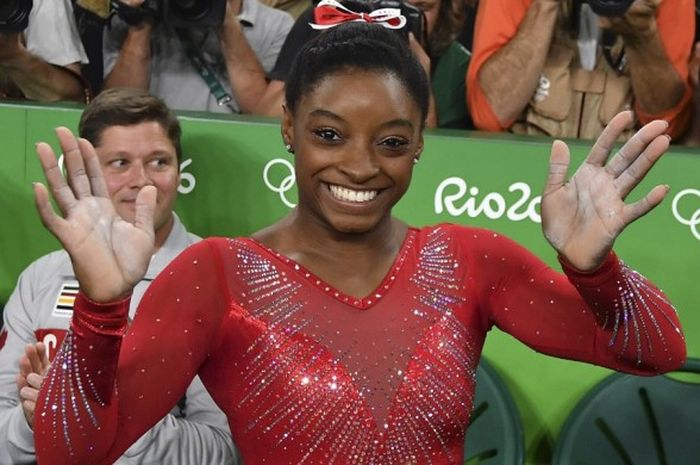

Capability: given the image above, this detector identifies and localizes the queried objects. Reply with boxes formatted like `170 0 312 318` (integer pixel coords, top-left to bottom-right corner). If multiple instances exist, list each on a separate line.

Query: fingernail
665 184 671 192
664 120 670 128
665 134 672 142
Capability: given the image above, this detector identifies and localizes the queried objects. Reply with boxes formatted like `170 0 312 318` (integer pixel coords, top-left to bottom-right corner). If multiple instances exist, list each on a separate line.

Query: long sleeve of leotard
34 239 233 465
460 228 686 375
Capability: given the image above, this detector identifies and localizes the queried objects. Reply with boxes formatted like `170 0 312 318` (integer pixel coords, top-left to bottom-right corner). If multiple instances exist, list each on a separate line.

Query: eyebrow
309 109 415 130
100 150 176 160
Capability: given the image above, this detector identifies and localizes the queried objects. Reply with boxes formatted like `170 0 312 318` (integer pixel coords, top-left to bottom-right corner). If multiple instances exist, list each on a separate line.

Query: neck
285 208 406 265
253 208 408 298
153 214 175 251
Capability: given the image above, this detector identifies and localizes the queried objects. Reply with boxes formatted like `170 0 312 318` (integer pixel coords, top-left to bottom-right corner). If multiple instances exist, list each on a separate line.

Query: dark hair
430 0 466 57
79 88 182 162
285 22 430 124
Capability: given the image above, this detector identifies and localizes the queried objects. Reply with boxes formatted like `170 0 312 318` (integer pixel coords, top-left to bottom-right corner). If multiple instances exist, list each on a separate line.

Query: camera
112 0 226 28
370 0 426 45
0 0 32 33
580 0 635 17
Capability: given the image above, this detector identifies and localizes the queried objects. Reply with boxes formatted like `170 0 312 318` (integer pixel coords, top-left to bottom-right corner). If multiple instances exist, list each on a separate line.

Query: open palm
34 127 155 302
541 111 670 271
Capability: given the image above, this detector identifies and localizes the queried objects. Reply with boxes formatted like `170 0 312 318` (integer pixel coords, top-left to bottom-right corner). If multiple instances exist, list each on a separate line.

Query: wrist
127 20 154 36
0 45 29 68
559 251 619 286
533 0 559 12
619 20 658 49
219 15 243 47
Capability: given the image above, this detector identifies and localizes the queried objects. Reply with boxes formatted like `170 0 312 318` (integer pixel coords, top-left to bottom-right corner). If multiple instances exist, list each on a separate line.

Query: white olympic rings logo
672 188 700 241
263 158 297 209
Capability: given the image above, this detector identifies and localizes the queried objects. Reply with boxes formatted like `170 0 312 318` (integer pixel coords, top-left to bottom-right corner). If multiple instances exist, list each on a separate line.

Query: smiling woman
33 22 686 465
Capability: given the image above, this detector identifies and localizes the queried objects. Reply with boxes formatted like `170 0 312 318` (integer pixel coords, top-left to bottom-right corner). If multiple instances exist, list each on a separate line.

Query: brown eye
151 158 170 167
313 128 342 142
379 137 409 150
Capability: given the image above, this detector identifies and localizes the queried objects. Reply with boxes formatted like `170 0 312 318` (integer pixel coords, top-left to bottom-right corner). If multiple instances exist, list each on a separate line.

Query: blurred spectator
260 0 312 19
103 0 293 114
73 0 114 95
0 0 90 102
254 0 473 129
682 2 700 146
0 87 238 465
467 0 693 140
456 0 478 52
683 43 700 145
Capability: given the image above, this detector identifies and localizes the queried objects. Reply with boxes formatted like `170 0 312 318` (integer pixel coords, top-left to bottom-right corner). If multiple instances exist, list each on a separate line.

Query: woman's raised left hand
541 110 670 271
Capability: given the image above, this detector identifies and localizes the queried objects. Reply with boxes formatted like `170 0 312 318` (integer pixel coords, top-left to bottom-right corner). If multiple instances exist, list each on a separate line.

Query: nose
128 162 154 189
338 143 380 184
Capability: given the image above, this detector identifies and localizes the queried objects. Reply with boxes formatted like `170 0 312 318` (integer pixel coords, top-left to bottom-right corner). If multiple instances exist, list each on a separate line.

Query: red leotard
35 225 686 464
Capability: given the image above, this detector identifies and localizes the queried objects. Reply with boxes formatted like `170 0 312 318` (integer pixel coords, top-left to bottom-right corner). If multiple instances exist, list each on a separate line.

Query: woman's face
283 69 424 235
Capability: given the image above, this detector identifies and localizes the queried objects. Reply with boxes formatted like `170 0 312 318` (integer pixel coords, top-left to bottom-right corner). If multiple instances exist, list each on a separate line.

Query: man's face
95 121 180 236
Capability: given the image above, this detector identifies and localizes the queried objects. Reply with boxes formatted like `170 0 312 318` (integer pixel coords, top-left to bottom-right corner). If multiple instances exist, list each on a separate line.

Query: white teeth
328 185 378 203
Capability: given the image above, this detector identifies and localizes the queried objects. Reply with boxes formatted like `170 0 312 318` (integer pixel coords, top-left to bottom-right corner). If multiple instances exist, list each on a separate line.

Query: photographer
467 0 693 139
251 0 472 129
0 0 89 102
103 0 293 114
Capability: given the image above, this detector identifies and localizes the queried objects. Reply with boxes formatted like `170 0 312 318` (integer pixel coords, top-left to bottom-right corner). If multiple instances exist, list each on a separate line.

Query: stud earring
413 157 420 165
285 143 294 154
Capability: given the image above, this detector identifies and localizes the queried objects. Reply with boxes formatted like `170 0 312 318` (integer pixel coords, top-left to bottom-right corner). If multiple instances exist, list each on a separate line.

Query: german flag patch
52 281 79 317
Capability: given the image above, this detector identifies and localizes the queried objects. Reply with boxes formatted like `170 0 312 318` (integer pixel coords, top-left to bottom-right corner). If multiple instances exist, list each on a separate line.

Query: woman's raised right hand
34 127 155 302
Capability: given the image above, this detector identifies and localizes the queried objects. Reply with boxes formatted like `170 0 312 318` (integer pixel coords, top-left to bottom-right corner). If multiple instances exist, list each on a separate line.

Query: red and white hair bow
309 0 407 30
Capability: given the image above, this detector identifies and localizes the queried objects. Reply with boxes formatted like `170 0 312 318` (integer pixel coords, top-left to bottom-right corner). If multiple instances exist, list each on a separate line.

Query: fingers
78 137 110 198
134 185 157 236
544 140 571 195
614 132 670 199
56 127 92 199
587 111 635 166
33 182 68 237
24 343 43 376
36 141 76 215
21 399 36 428
19 385 40 403
17 358 31 384
36 341 50 374
623 184 669 224
606 119 669 178
26 373 44 390
18 372 42 430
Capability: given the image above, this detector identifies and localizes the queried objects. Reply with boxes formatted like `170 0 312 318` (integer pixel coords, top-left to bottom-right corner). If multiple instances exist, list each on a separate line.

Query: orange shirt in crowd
466 0 694 138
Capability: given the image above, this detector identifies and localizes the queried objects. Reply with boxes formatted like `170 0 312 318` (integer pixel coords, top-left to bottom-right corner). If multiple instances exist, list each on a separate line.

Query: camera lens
587 0 635 17
0 0 21 21
170 0 209 20
0 0 32 32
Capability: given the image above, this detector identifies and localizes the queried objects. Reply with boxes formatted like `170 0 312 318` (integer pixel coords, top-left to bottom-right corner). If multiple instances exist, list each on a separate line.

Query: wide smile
326 183 380 204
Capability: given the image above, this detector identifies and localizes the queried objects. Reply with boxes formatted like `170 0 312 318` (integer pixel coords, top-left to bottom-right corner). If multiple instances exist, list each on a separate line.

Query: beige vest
511 11 635 141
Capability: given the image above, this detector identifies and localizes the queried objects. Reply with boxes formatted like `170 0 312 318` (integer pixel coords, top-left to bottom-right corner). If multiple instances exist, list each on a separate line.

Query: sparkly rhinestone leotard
35 225 686 465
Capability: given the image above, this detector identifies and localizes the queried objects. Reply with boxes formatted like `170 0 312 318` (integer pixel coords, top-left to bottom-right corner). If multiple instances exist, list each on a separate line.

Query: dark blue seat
552 358 700 465
464 358 525 465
